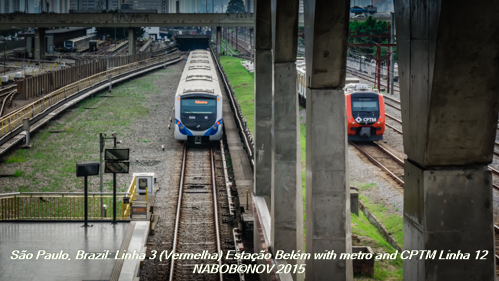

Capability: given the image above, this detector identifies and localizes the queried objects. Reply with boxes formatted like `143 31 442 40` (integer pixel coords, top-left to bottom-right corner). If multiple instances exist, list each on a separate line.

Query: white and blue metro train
174 50 223 143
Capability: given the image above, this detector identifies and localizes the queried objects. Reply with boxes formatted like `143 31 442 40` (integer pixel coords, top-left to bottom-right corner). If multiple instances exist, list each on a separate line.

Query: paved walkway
0 222 128 281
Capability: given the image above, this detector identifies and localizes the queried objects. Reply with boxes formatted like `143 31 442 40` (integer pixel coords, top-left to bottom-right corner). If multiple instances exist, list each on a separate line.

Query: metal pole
42 89 45 110
84 175 89 226
390 11 395 95
376 47 381 92
99 133 104 217
112 172 117 224
387 54 390 94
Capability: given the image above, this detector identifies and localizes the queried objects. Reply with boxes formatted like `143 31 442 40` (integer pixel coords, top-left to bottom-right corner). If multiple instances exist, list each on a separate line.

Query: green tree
349 16 394 61
226 0 246 13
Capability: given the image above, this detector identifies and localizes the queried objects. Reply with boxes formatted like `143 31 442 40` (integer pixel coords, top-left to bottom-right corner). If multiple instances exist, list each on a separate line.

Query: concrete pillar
270 0 303 280
216 26 221 56
303 0 352 280
394 0 499 280
254 0 272 200
128 28 136 55
34 28 46 61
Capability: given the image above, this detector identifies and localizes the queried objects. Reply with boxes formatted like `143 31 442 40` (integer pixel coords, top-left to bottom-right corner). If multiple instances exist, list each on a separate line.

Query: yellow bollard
38 68 41 74
32 69 34 76
50 66 52 70
28 60 30 66
55 62 57 68
15 61 17 66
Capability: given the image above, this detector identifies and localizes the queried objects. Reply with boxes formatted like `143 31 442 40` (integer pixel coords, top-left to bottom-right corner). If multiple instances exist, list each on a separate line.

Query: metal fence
0 173 148 221
0 50 181 138
0 192 127 220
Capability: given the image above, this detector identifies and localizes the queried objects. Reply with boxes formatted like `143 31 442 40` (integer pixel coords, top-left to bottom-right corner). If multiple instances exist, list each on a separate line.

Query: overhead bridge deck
0 13 255 29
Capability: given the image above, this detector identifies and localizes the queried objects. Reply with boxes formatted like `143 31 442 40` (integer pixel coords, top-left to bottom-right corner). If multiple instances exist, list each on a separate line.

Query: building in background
168 0 231 13
121 0 161 11
350 0 393 12
1 0 22 13
69 0 120 11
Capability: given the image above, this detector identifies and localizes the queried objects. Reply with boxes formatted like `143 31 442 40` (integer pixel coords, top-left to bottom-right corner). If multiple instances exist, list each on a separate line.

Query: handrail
0 51 180 138
122 175 137 219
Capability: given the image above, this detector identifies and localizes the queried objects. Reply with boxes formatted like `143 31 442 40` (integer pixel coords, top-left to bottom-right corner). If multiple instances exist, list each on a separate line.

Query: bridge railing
0 50 181 139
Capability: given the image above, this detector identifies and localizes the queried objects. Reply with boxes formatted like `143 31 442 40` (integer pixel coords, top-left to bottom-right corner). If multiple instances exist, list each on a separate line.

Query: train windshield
351 98 379 112
64 41 72 47
181 98 216 114
181 97 217 131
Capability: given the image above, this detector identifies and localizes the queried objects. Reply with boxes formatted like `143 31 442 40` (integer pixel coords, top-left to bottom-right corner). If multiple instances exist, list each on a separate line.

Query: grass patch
352 211 403 280
219 56 255 135
221 39 240 55
13 170 25 177
5 149 29 163
0 72 160 193
356 183 404 247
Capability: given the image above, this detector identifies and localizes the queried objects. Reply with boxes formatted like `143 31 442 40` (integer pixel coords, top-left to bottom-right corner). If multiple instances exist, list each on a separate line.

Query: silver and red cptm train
297 62 385 141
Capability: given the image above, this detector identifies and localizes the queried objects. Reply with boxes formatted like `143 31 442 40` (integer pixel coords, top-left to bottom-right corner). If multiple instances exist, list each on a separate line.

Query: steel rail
383 94 401 105
211 146 223 281
385 113 402 124
0 90 15 117
349 141 405 188
168 145 223 281
384 101 401 111
220 139 235 216
385 123 403 134
375 142 405 165
169 144 187 281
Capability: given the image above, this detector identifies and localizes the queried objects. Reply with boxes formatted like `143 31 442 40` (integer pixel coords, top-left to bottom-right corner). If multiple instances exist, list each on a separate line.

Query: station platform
0 221 149 281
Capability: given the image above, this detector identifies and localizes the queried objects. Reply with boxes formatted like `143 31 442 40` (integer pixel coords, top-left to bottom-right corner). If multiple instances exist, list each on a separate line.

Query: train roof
175 50 222 98
65 34 96 43
347 91 381 97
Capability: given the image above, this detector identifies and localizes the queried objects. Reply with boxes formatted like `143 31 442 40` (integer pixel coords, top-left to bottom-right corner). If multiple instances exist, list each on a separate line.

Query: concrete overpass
0 12 392 29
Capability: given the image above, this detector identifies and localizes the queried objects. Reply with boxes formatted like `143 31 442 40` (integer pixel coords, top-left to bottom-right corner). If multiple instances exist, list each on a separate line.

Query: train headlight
352 122 355 124
179 125 185 130
213 125 218 130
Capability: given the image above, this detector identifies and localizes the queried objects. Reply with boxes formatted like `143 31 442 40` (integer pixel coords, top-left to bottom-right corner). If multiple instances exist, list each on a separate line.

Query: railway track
169 144 223 281
346 67 400 93
0 89 16 117
349 141 405 191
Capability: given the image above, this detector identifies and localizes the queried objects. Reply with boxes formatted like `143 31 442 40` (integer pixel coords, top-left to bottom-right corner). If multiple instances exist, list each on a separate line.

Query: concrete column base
34 28 46 61
128 28 137 55
216 26 221 56
254 49 273 198
305 88 352 281
404 161 495 281
271 62 304 281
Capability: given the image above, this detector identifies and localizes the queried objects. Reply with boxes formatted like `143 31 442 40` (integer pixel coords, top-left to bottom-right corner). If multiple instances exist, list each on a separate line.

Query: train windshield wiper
183 109 198 116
